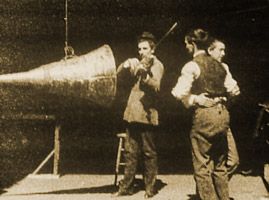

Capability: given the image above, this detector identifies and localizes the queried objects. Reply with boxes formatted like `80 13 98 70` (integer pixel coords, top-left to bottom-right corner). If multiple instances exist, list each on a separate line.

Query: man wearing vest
172 29 238 200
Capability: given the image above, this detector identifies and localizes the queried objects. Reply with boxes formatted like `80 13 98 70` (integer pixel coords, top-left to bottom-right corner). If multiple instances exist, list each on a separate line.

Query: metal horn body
0 45 117 112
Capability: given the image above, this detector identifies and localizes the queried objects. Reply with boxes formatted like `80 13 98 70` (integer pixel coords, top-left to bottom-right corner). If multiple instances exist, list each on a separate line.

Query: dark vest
192 53 227 97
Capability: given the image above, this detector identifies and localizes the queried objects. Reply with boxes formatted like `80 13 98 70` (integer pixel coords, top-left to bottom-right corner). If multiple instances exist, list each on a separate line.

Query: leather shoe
112 190 133 197
144 192 155 199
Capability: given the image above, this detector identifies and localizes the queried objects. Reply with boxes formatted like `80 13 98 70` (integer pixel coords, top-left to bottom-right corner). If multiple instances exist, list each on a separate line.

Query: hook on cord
64 0 75 60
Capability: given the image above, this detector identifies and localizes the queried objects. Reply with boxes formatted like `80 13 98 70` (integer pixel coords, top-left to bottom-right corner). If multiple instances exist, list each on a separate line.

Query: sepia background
0 0 268 192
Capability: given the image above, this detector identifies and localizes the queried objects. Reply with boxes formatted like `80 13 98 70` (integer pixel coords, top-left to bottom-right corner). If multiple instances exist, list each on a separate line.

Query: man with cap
115 31 164 198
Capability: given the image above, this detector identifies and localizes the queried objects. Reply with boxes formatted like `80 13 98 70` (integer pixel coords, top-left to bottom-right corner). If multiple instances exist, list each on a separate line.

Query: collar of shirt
193 50 206 58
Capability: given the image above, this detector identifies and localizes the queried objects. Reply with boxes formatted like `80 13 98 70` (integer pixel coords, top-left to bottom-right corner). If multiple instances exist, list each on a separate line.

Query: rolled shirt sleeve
171 61 200 107
222 63 240 96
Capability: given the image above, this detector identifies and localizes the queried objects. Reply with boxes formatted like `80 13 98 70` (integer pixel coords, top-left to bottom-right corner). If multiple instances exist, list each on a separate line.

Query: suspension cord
64 0 75 60
65 0 68 48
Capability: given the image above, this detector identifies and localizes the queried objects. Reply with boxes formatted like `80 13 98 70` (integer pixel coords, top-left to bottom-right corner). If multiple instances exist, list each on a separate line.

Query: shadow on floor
186 194 236 200
7 178 167 196
186 194 200 200
0 189 7 195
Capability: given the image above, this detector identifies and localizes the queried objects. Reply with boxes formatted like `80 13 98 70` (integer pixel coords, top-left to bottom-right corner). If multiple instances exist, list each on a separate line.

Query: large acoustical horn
0 45 117 110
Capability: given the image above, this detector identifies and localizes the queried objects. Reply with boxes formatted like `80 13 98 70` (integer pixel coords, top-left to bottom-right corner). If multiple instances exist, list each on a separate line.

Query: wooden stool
114 132 127 185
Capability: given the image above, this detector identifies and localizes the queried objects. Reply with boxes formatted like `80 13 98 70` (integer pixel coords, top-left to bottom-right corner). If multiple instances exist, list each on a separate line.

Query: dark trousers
191 105 230 200
119 123 158 194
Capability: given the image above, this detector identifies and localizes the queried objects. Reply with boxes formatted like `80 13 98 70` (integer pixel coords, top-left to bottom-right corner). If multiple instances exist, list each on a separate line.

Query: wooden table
1 113 61 179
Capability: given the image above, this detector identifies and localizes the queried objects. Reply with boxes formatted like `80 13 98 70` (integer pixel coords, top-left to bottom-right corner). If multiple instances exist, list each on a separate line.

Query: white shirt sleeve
171 61 200 107
222 63 240 96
